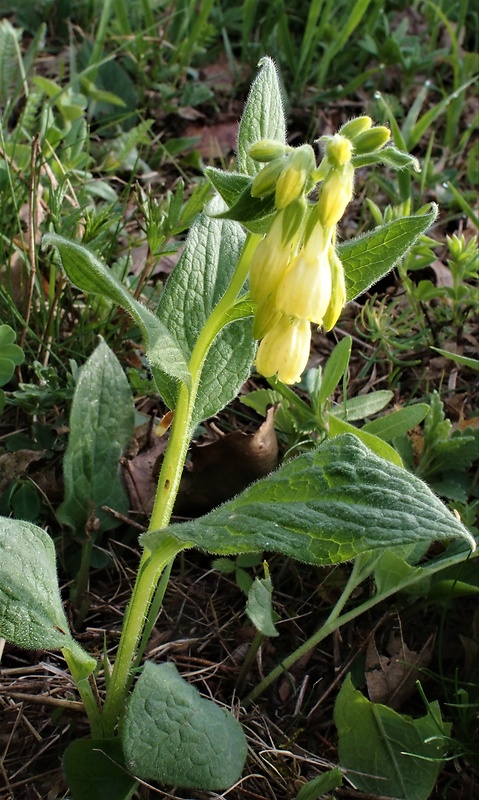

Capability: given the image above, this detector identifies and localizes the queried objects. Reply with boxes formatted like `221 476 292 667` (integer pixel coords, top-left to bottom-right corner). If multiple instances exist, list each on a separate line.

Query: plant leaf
335 674 450 800
155 200 255 424
42 234 191 392
328 416 403 467
295 768 343 800
122 661 247 791
246 574 279 636
362 403 430 441
63 739 138 800
0 517 95 677
142 434 475 565
56 338 134 535
339 205 438 301
316 336 352 407
237 56 287 176
330 390 394 422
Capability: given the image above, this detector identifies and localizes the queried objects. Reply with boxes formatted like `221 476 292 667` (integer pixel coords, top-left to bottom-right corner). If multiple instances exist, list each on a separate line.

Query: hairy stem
100 232 258 735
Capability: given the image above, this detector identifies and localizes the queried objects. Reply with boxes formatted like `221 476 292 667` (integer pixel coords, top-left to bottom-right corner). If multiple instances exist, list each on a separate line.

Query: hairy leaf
0 518 95 677
237 56 287 176
339 205 438 301
42 234 191 392
56 338 134 535
155 200 255 423
142 434 475 565
122 662 247 791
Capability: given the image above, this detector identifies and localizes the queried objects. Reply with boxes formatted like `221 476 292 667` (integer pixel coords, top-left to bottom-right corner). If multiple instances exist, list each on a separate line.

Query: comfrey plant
0 59 476 797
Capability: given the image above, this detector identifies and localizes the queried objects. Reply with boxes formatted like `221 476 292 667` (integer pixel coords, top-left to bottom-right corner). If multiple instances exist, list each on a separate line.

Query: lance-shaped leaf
56 338 134 535
0 517 95 677
122 661 247 791
155 200 255 423
42 234 191 392
141 434 475 565
237 56 287 176
339 204 438 301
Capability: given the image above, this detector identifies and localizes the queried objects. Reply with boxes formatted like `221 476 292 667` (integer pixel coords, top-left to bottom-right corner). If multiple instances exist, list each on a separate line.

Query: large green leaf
42 234 191 392
0 517 95 677
335 674 450 799
56 338 134 535
122 661 247 791
339 204 438 301
142 434 475 565
237 56 287 176
155 200 255 424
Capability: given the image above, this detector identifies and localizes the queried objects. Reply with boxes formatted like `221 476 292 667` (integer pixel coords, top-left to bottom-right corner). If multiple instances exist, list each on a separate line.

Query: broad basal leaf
122 661 247 791
339 204 438 301
42 234 191 392
0 517 95 677
156 198 255 423
141 434 475 565
335 674 450 800
237 56 287 176
56 338 134 535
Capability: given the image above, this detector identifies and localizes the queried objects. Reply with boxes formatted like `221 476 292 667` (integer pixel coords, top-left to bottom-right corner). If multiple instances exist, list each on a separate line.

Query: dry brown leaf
174 407 279 517
0 449 46 493
365 631 434 709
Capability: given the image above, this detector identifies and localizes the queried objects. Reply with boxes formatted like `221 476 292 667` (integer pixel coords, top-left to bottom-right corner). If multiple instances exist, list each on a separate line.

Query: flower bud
339 116 373 140
251 157 288 198
353 126 390 154
248 212 292 303
249 139 290 162
255 315 311 384
276 223 332 325
325 134 353 167
322 250 346 331
317 162 354 228
275 145 315 209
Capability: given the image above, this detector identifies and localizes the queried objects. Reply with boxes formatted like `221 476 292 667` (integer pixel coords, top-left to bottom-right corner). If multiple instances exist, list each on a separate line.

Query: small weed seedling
0 60 476 798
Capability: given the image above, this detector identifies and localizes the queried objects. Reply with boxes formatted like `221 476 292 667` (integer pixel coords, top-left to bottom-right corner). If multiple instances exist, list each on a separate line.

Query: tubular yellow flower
317 162 354 229
255 315 311 384
275 223 332 325
248 213 292 303
322 250 346 331
275 145 315 210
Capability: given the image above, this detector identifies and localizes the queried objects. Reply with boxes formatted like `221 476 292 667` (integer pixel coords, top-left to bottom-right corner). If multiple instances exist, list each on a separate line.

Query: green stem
62 650 103 738
101 232 258 735
101 536 183 736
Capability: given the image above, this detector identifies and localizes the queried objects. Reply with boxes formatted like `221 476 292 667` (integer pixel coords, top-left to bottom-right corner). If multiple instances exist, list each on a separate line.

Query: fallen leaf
174 407 278 517
365 631 434 709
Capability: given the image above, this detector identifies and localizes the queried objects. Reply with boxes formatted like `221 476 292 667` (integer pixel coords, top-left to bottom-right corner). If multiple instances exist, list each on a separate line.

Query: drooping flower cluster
248 117 390 384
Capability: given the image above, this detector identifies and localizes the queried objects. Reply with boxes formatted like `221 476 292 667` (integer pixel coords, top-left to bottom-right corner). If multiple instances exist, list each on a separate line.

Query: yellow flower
317 162 354 229
255 315 311 384
275 145 315 209
275 223 333 325
248 213 292 303
322 250 346 331
325 134 353 167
